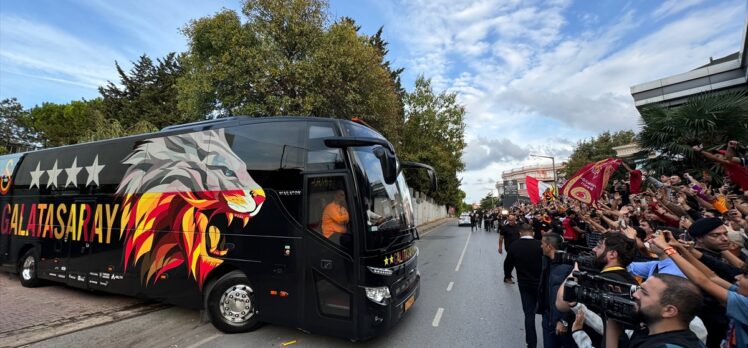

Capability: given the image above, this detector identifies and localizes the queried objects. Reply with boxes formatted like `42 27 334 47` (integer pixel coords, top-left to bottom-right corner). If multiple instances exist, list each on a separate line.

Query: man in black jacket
628 274 704 348
536 233 575 348
504 224 543 348
500 214 524 283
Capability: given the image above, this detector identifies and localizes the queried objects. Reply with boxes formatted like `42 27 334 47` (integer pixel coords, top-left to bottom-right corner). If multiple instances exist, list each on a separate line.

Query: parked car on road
458 213 471 226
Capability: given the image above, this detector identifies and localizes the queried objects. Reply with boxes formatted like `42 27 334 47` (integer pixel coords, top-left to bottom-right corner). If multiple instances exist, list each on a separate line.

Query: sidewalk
0 273 164 348
418 217 454 236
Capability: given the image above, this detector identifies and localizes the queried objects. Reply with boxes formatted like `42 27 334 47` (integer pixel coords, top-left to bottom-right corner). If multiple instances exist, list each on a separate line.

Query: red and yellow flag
560 158 621 205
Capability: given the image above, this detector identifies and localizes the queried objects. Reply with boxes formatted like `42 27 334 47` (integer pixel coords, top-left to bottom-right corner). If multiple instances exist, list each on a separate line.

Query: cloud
463 137 530 171
0 15 126 90
653 0 705 19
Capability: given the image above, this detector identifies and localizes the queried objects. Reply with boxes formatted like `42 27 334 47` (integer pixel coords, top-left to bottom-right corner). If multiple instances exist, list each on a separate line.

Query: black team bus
0 116 436 341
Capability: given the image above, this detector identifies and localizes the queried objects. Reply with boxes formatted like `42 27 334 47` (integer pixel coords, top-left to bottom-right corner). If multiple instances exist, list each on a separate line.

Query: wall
410 188 448 227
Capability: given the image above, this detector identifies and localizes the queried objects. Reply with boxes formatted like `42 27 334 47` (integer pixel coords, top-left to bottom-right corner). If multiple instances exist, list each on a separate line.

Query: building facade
500 163 566 206
630 7 747 108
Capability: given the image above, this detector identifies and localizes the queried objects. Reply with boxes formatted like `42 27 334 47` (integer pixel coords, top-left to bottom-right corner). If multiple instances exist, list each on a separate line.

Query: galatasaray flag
560 158 621 205
525 175 552 205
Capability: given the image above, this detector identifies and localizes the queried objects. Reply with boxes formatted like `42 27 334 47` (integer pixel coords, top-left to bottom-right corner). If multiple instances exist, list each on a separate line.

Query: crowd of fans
479 140 748 348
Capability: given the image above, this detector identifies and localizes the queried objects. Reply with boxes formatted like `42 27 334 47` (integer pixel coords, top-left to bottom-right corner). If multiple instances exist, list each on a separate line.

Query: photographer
537 233 577 347
628 274 704 347
567 274 705 348
651 232 748 348
556 232 638 348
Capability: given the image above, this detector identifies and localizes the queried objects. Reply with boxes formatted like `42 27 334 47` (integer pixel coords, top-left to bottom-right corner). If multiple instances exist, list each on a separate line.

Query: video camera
555 244 597 272
563 271 639 326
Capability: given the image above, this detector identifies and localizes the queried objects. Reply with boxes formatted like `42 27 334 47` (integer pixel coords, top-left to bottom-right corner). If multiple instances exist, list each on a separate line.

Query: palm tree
637 89 748 177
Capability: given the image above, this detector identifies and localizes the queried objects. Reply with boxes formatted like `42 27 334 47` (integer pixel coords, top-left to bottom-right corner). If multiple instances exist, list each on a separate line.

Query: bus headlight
367 266 393 276
364 286 391 306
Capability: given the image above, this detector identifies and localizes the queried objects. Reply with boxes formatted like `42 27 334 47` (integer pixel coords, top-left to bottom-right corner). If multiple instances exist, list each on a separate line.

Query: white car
458 213 471 226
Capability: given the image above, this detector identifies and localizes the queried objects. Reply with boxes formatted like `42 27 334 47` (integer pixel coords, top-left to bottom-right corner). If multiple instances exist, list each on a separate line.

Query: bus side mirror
400 161 438 194
373 146 398 185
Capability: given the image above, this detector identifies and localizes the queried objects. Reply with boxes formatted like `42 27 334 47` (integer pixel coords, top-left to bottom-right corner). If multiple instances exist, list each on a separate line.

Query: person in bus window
322 190 350 238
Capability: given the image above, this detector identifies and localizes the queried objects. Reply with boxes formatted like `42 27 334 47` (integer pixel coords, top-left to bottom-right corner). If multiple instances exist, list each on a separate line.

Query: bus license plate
404 295 415 312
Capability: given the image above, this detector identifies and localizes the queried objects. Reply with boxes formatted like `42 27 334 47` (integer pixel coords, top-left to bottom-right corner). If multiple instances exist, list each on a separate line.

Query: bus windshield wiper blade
380 232 410 253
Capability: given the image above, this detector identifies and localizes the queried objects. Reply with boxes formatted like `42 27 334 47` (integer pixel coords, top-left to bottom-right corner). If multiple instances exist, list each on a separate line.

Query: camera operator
537 233 577 347
628 274 704 347
567 274 705 348
556 232 637 348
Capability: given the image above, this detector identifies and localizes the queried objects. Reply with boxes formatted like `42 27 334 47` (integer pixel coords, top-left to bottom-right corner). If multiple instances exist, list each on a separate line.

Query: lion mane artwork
560 158 621 205
116 129 266 288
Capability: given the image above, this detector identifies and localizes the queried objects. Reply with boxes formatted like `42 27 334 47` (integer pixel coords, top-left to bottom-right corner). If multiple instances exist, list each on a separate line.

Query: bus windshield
350 147 415 251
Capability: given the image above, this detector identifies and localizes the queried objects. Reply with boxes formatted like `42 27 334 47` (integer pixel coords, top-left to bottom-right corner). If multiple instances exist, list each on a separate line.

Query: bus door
302 174 357 337
0 154 22 265
64 198 95 288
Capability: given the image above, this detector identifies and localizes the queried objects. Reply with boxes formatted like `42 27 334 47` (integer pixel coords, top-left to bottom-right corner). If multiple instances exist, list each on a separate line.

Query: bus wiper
380 231 410 253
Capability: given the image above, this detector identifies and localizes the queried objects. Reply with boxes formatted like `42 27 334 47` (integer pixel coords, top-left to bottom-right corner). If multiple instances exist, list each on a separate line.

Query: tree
564 130 636 177
99 53 186 129
176 0 403 143
0 98 37 152
479 192 497 211
638 89 748 176
400 77 466 207
23 100 96 147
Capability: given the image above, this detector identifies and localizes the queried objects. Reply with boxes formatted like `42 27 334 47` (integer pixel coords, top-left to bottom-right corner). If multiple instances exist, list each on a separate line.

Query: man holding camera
627 274 704 348
537 233 576 347
504 224 543 348
557 232 638 347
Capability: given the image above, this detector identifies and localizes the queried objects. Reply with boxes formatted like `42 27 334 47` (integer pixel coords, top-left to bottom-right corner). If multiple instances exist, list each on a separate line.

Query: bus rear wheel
18 249 41 288
207 271 261 333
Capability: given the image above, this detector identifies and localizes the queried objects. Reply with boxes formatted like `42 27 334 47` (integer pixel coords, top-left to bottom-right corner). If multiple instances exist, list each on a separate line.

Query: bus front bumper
360 270 420 340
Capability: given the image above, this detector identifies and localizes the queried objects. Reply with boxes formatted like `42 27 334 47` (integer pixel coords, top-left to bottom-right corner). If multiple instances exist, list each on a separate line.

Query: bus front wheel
207 271 261 333
18 249 41 288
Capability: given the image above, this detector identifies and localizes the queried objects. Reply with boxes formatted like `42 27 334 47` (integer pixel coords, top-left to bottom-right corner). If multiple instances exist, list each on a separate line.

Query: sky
1 0 745 203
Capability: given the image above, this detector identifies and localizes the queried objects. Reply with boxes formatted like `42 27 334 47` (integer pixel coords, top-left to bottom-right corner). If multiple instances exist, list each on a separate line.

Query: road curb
418 218 453 237
0 302 169 348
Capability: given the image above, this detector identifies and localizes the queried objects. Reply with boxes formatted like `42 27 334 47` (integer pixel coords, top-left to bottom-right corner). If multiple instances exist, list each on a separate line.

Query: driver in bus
364 197 387 227
322 190 350 239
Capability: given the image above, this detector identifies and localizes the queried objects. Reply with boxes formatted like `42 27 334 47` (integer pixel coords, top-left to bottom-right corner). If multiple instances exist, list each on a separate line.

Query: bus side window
307 124 344 171
307 177 350 250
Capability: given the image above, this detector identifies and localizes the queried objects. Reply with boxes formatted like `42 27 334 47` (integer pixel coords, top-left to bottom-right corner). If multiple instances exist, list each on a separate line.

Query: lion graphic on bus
116 129 265 288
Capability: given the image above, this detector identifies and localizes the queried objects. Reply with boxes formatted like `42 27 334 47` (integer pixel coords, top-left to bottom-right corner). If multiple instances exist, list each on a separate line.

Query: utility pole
529 154 557 190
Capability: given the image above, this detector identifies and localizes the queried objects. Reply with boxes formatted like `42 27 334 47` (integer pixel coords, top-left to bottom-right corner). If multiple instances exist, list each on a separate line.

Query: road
29 220 542 347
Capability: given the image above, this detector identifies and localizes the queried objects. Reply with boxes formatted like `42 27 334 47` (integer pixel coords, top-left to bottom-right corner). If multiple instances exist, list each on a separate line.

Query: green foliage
401 77 466 208
80 118 158 143
176 0 402 143
23 100 101 147
637 89 748 176
564 130 636 177
22 98 158 147
99 53 187 129
0 98 37 152
0 146 7 155
479 192 498 211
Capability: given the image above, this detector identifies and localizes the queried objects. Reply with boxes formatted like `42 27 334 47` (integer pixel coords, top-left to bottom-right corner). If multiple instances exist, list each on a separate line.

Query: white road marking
446 281 454 292
432 308 445 327
185 333 221 348
454 231 472 272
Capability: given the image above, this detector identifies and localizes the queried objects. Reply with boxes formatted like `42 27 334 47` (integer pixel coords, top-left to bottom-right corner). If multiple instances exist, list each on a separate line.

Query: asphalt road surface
30 220 542 347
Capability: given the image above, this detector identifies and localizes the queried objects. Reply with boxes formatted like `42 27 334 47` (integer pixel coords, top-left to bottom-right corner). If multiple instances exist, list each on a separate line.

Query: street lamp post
530 154 557 190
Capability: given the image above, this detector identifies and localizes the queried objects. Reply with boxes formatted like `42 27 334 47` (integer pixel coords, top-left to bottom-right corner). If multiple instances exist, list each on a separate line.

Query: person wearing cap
685 217 741 348
688 217 743 282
